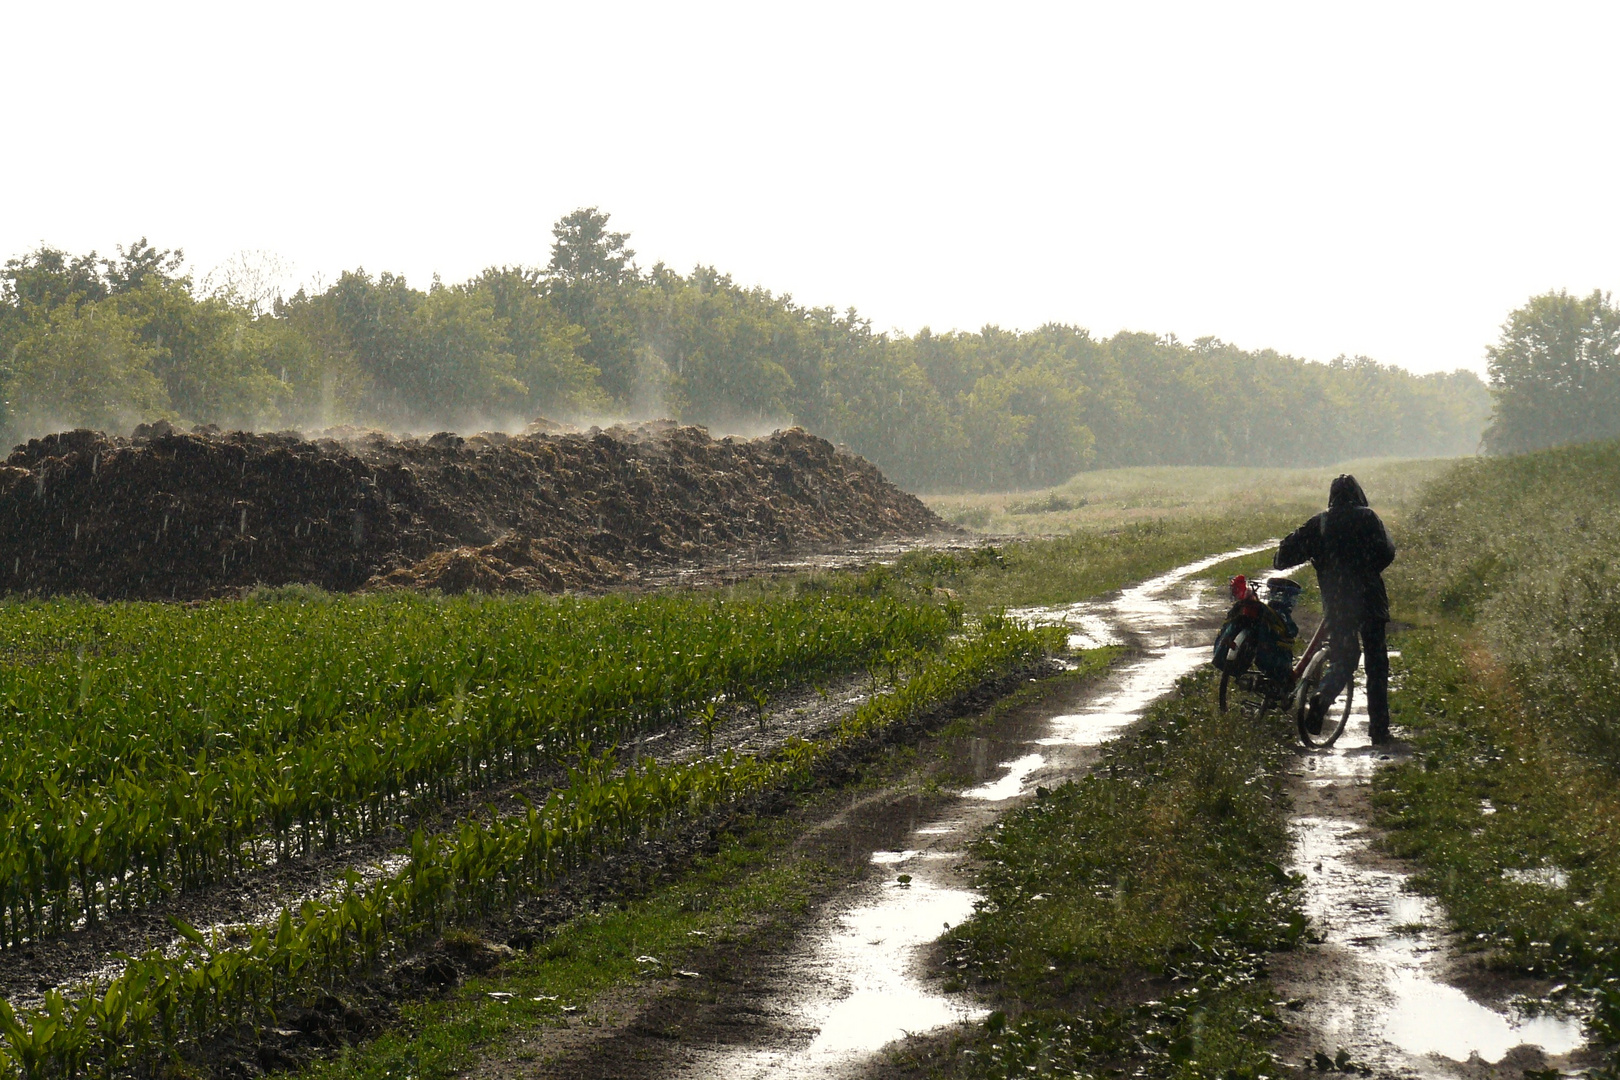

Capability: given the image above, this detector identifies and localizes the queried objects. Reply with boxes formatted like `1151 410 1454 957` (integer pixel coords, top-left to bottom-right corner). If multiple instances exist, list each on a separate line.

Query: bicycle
1215 601 1355 749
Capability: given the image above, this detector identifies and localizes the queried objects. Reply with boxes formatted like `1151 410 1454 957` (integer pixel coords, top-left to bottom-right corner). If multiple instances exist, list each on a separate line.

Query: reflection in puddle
794 877 984 1060
964 753 1044 800
1386 971 1583 1062
1288 700 1585 1070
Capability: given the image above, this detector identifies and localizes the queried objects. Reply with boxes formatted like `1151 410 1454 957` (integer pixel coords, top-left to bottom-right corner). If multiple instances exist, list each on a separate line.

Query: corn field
0 590 955 945
0 587 1056 1076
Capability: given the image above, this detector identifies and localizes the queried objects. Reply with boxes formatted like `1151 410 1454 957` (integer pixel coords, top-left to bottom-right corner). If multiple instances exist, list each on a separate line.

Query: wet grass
1369 439 1620 1060
904 674 1305 1080
924 459 1457 537
1391 437 1620 766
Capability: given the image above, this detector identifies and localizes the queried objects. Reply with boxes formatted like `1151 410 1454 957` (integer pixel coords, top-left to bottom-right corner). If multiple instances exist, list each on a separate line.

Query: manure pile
0 421 946 600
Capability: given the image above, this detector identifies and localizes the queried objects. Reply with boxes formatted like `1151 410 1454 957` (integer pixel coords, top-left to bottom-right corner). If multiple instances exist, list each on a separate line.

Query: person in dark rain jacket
1274 474 1397 743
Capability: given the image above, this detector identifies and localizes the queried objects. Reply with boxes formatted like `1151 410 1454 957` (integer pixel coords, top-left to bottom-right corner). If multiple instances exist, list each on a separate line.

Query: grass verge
902 673 1304 1080
1364 439 1620 1064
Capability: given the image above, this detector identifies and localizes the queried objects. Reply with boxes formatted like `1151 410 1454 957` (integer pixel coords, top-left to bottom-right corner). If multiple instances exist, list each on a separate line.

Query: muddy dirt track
488 551 1596 1080
1272 686 1594 1078
0 421 946 599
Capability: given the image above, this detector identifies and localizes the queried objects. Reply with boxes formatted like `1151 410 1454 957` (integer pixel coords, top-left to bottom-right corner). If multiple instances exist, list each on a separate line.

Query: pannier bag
1211 576 1301 680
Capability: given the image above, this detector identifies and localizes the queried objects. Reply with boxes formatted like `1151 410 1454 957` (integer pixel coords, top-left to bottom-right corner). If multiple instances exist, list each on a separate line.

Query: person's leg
1308 620 1362 732
1362 619 1390 742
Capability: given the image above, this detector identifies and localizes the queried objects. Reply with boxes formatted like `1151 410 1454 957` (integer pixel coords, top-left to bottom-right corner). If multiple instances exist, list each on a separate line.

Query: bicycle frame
1292 621 1329 680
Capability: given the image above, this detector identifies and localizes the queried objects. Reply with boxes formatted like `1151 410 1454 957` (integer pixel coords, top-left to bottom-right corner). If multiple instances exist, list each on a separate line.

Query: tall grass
1393 437 1620 765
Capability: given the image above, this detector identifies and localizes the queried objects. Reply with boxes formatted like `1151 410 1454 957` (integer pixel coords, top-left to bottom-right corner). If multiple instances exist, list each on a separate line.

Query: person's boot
1368 685 1392 745
1305 693 1327 736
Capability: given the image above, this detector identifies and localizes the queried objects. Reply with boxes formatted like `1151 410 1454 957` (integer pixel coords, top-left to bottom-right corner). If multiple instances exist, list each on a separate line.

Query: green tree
115 276 286 427
472 267 604 415
1483 290 1620 455
642 265 796 425
545 208 642 404
959 363 1094 489
547 207 636 286
7 300 167 437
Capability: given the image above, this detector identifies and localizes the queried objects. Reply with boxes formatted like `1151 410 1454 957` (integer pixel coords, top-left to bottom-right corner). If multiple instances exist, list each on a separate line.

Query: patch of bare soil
0 420 947 600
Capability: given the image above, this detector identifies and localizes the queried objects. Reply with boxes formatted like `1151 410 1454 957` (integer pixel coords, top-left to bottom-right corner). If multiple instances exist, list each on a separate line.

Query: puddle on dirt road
1284 688 1586 1074
664 545 1267 1080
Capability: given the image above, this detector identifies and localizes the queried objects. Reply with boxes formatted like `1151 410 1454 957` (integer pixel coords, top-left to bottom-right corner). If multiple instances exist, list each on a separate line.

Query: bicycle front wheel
1294 648 1355 749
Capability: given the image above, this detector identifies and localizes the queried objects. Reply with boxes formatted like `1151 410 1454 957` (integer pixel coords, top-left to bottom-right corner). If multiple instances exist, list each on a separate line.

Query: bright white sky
3 2 1616 376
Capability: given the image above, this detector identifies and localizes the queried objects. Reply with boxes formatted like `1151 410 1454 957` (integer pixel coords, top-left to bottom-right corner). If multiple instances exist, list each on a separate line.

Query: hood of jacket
1328 474 1369 509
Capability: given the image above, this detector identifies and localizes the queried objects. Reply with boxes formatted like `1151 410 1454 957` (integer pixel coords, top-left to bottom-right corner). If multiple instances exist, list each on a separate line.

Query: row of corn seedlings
0 617 1058 1078
0 592 956 943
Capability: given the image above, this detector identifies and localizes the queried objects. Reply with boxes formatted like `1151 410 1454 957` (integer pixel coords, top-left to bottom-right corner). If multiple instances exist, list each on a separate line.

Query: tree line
0 209 1491 491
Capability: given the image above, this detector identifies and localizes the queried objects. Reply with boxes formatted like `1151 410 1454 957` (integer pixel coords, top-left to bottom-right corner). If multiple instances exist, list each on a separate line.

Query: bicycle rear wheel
1218 670 1273 718
1293 648 1354 749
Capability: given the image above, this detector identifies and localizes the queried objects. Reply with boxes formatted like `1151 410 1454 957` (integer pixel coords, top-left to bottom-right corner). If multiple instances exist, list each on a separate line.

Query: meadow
924 458 1456 536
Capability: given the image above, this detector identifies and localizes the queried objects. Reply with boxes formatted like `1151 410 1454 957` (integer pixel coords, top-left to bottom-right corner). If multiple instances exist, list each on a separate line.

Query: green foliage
0 214 1489 490
1392 437 1620 764
4 301 167 434
0 591 956 942
934 675 1302 1079
1377 630 1620 976
1483 289 1620 455
0 616 1055 1077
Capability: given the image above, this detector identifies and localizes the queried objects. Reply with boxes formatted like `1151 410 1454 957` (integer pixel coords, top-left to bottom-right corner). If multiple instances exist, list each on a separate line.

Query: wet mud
1271 661 1594 1078
509 545 1269 1079
0 421 945 600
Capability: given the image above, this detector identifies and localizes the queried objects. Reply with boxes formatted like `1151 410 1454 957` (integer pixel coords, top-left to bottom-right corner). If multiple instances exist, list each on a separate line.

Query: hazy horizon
6 3 1619 377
